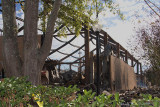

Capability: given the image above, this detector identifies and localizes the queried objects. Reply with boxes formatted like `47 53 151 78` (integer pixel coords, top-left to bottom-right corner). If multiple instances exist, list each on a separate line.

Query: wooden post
140 63 142 74
94 56 97 84
78 57 82 82
131 56 134 67
99 56 102 79
117 43 120 58
122 56 125 61
137 62 139 74
125 50 128 64
110 56 114 93
84 27 90 84
140 63 143 83
104 33 108 47
90 52 94 83
78 51 82 73
70 64 72 71
78 59 82 73
58 64 61 72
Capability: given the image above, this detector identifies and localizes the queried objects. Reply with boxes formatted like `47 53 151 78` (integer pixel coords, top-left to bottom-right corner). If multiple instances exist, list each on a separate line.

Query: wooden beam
137 61 139 74
69 64 72 70
140 63 143 82
49 36 77 55
58 64 61 72
117 43 120 58
104 32 108 48
131 55 134 67
18 26 24 32
58 61 85 64
90 52 94 83
78 58 82 73
59 44 85 62
125 50 128 64
140 63 142 74
53 32 84 37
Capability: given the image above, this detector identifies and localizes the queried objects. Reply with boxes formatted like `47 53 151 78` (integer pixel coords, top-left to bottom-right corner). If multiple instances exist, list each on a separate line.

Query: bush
0 77 79 107
0 77 160 107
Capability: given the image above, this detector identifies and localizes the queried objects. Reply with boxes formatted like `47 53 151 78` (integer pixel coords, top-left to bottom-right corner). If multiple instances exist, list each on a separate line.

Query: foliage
131 94 160 107
0 77 124 107
1 77 160 107
131 19 160 85
17 0 124 35
140 20 160 72
0 77 79 107
129 0 160 86
31 0 124 35
0 77 32 106
72 91 124 107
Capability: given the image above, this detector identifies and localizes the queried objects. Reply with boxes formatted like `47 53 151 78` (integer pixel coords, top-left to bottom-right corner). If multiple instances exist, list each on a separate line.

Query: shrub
0 77 160 107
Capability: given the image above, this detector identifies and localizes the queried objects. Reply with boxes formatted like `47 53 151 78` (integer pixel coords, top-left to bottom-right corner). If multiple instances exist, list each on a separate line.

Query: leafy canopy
17 0 124 36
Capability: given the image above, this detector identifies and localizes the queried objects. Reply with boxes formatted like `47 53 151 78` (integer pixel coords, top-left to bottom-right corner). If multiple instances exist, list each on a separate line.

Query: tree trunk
23 0 62 85
24 0 40 85
2 0 22 77
2 0 62 85
39 0 62 66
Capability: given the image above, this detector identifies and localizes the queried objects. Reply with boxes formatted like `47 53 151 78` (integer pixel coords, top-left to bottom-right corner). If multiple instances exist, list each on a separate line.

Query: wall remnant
110 55 137 91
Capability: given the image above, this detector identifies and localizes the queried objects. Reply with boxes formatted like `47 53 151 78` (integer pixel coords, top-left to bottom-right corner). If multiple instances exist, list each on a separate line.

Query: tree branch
39 0 62 65
144 0 160 17
147 0 160 11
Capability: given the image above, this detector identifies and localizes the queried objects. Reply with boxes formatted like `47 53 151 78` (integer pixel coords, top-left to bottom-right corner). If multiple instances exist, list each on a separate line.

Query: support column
78 58 82 82
140 63 143 83
90 52 94 83
78 60 82 73
58 64 61 72
96 31 100 95
131 56 134 67
84 28 90 84
117 43 120 58
104 33 108 47
137 62 139 74
140 63 142 74
70 64 72 71
78 51 82 73
125 51 128 64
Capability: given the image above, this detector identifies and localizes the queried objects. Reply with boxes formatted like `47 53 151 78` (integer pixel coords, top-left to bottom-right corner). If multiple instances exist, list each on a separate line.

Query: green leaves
0 77 80 106
0 77 32 106
38 0 124 37
115 92 119 102
131 94 160 107
1 77 160 107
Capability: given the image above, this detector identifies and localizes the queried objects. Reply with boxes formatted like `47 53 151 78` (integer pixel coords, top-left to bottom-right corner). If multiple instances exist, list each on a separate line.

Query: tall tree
138 20 160 85
129 0 160 85
2 0 62 85
2 0 22 77
1 0 123 85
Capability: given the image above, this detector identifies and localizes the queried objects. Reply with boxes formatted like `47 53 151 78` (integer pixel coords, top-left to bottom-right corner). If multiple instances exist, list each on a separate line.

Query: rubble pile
41 60 160 106
119 87 160 103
